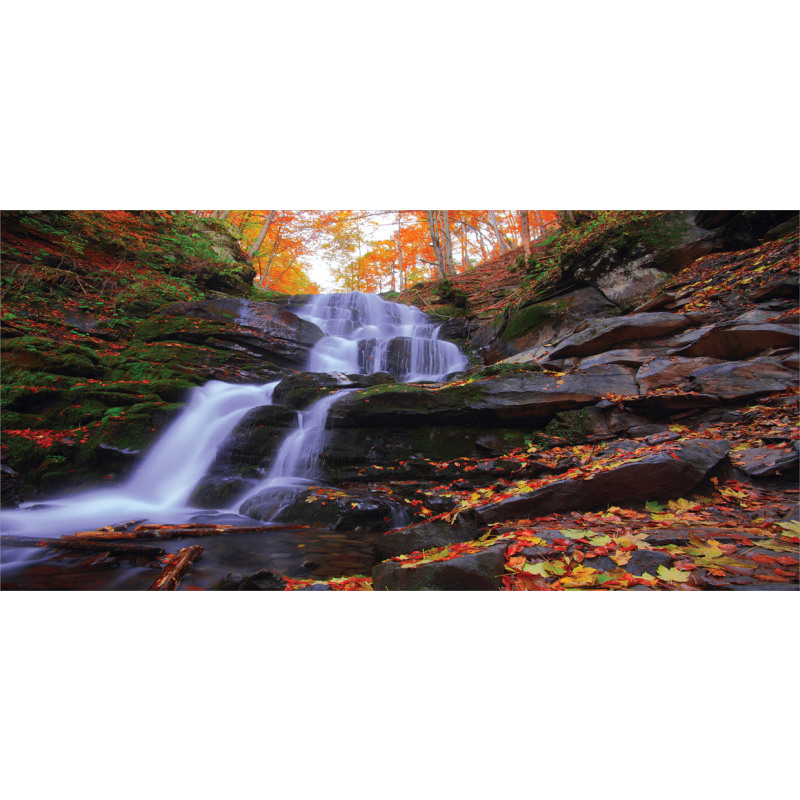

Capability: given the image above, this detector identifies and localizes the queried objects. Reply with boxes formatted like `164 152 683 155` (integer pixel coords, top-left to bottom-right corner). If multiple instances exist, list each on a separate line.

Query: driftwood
67 523 309 541
148 545 203 591
0 534 165 559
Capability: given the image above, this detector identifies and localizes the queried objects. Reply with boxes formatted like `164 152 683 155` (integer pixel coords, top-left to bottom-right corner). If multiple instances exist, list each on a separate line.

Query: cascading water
2 381 279 538
2 292 466 540
302 291 465 380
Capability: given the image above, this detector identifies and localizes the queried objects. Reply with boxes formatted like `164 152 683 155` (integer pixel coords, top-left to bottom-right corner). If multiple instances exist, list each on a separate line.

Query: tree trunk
218 211 231 221
519 210 531 256
247 210 276 260
426 211 447 280
488 211 508 254
557 210 577 228
533 210 545 239
258 233 282 287
442 210 455 275
148 545 203 591
394 212 403 291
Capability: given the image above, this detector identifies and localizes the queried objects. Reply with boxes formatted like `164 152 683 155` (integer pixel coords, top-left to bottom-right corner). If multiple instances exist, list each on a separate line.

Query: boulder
674 323 799 360
682 358 798 400
546 313 693 360
593 261 671 309
373 508 486 561
372 542 508 591
475 438 731 523
328 364 639 428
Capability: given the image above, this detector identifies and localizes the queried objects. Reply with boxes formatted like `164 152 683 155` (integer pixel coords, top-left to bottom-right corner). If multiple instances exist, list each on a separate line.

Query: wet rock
733 447 799 478
682 358 797 400
273 371 394 410
373 508 486 561
242 485 413 533
675 323 799 360
475 438 731 523
328 364 639 428
623 550 674 576
1 464 23 507
213 569 287 591
635 356 721 393
546 313 693 360
582 554 619 572
187 405 299 507
372 542 508 591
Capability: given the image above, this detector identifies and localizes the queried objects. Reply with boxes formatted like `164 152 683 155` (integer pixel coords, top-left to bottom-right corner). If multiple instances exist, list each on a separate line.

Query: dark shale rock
733 447 799 478
749 276 799 303
674 323 799 360
372 541 508 591
635 356 721 393
328 364 639 428
576 348 670 371
272 370 394 410
475 438 731 523
682 358 798 400
546 313 693 360
623 550 675 576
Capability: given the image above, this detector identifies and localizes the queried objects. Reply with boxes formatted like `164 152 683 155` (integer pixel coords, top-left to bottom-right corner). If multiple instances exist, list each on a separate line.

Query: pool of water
1 525 383 591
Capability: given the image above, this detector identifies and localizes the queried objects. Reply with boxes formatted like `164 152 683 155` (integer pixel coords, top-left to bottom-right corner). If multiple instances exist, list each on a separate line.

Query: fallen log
0 535 165 558
67 523 310 541
148 545 203 591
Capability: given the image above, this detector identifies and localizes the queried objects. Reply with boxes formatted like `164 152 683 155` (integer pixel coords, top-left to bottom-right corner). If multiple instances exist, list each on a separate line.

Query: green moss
544 408 593 443
502 302 554 341
132 315 230 344
1 336 103 378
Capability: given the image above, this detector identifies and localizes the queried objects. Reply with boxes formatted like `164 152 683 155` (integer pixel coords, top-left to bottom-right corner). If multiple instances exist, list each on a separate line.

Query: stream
1 292 467 589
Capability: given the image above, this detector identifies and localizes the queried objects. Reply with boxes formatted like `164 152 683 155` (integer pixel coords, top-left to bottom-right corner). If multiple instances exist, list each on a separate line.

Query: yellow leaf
657 565 690 583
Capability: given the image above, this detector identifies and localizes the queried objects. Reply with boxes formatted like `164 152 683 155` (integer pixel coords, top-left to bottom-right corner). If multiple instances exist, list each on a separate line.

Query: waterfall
2 381 278 537
2 292 466 538
300 292 466 380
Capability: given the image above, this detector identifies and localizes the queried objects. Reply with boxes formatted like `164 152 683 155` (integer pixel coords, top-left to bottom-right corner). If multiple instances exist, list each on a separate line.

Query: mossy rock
132 315 231 344
1 336 103 378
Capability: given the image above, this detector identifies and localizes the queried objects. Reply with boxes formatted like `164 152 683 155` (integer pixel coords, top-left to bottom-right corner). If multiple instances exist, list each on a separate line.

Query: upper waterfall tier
296 292 466 381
